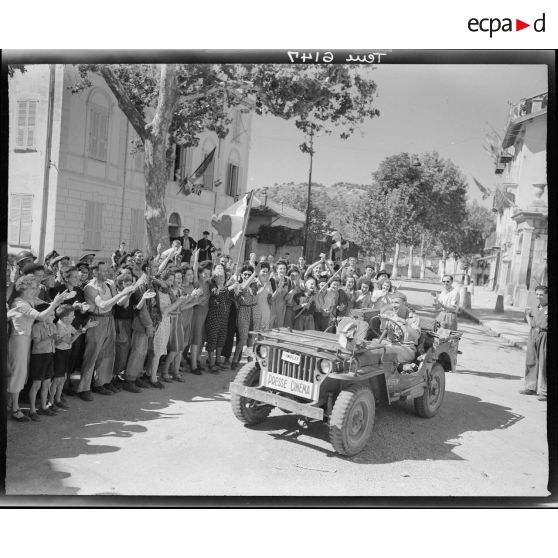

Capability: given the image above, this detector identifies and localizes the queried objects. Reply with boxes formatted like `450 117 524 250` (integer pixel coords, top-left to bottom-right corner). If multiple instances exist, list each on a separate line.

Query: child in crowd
52 305 97 410
28 303 58 420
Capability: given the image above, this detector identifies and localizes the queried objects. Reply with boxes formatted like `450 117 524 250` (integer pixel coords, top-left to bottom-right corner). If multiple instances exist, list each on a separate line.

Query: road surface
5 280 549 497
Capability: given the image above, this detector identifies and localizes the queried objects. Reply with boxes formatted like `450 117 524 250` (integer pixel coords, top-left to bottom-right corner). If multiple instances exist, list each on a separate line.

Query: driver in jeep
368 291 421 365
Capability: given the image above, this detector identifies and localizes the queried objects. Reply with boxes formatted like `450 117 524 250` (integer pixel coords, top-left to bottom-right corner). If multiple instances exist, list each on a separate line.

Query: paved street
5 280 548 497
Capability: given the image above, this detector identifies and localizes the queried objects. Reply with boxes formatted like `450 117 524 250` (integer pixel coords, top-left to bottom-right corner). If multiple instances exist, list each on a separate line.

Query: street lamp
303 130 315 259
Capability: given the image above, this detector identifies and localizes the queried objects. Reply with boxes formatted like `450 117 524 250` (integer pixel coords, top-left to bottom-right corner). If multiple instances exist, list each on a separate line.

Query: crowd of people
6 229 403 423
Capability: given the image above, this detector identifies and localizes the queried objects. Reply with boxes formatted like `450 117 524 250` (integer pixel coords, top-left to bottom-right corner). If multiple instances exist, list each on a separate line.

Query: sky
247 64 548 207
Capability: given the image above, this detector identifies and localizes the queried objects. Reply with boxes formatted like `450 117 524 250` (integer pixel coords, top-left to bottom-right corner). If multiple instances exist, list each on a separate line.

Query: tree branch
99 66 147 141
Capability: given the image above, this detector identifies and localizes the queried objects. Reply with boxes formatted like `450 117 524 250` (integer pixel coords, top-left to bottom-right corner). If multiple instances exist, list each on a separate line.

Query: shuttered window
8 193 33 246
88 104 109 161
15 100 38 150
83 201 103 250
226 163 239 197
203 154 215 191
130 208 145 252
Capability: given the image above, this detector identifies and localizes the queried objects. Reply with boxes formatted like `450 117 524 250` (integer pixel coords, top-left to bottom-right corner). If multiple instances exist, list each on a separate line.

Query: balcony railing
508 92 548 121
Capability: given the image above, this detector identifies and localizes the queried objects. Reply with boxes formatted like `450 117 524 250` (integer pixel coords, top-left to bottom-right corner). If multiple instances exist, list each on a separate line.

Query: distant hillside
264 182 368 240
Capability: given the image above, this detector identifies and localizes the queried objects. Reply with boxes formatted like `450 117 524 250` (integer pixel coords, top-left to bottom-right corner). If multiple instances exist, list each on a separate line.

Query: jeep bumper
230 383 324 421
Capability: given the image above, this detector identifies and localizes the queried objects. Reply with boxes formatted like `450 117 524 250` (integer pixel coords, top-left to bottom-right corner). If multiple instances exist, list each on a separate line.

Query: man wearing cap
371 291 421 363
197 231 215 262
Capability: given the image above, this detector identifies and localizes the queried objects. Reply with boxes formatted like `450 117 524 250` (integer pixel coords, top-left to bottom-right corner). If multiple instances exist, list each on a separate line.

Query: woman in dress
256 262 274 331
284 267 304 329
7 275 69 421
270 260 288 328
355 279 374 309
205 263 233 373
293 277 317 331
372 278 394 310
146 269 188 387
343 275 358 314
175 266 196 375
189 250 212 375
231 264 259 370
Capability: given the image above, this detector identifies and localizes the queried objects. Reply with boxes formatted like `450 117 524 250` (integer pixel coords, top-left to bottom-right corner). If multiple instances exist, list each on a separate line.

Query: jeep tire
414 362 445 418
329 384 375 456
231 361 272 425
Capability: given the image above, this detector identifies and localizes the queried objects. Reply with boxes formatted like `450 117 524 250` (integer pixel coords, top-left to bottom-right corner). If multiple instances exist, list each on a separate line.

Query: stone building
484 91 548 307
8 64 252 262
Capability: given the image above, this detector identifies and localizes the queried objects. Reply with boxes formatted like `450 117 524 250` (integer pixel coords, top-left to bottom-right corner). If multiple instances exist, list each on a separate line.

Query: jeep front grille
267 347 316 383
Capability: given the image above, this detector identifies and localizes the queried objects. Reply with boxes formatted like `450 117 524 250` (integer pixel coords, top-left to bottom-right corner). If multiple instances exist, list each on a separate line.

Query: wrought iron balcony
502 92 548 149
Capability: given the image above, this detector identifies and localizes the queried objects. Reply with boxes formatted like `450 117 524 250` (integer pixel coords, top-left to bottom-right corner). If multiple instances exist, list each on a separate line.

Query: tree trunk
419 233 426 279
440 249 447 278
392 242 400 278
143 65 178 256
407 244 414 279
379 249 386 270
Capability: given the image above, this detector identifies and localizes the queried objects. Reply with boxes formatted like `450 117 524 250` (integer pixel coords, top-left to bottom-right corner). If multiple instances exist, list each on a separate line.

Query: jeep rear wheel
329 385 375 456
231 361 272 425
414 362 445 418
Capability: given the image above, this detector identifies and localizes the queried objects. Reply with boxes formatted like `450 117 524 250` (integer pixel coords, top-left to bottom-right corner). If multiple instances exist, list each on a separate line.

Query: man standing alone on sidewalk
432 275 460 330
521 285 548 401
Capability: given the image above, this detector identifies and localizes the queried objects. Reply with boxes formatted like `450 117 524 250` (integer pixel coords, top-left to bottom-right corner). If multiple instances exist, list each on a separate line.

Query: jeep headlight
256 345 268 359
318 359 333 374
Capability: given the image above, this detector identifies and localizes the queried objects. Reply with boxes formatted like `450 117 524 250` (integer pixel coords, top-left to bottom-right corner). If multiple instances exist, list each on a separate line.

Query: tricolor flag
211 191 253 254
472 176 492 200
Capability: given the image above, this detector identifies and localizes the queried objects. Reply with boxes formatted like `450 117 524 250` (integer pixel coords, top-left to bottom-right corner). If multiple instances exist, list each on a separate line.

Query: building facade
484 92 548 307
8 64 253 261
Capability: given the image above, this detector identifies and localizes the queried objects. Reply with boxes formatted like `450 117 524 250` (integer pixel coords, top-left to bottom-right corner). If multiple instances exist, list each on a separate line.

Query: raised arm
85 284 134 312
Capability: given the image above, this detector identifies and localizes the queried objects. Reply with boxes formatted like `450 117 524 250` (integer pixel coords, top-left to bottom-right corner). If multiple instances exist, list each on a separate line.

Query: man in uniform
521 285 548 401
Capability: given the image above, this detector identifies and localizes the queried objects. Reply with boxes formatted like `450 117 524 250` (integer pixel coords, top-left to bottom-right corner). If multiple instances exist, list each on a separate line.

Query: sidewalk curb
459 308 526 351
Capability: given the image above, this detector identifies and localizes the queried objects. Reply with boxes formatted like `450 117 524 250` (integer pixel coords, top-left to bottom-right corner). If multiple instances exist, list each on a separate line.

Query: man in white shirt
432 275 460 330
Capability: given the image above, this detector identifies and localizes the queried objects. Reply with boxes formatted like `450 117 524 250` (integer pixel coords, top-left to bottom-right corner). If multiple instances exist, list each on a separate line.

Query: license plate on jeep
281 351 301 365
265 372 313 399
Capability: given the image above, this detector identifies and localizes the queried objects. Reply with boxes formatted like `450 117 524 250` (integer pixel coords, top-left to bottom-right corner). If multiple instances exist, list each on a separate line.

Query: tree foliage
264 181 368 242
69 64 381 253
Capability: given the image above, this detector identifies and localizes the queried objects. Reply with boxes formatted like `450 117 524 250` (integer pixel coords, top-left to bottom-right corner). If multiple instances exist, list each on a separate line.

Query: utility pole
303 130 314 258
38 64 56 262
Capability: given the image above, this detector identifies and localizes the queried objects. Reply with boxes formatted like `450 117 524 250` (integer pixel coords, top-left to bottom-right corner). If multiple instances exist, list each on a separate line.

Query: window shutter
8 195 22 244
19 195 34 245
26 101 37 148
203 156 215 190
227 163 239 197
16 101 27 148
98 113 108 161
83 200 103 249
89 109 99 158
8 193 33 246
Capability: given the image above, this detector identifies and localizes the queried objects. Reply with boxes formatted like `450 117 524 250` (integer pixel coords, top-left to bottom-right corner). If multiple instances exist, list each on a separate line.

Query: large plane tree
70 64 381 254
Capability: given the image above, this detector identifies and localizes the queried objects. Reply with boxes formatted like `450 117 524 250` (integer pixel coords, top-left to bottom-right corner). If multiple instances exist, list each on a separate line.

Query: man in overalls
77 261 135 401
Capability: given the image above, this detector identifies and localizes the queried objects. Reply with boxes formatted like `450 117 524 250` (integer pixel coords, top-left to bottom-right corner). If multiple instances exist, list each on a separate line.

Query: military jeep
229 315 462 456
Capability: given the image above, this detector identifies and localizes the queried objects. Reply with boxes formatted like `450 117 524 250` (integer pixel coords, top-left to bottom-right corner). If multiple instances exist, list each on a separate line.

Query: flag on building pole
211 191 253 255
472 176 493 200
177 147 216 196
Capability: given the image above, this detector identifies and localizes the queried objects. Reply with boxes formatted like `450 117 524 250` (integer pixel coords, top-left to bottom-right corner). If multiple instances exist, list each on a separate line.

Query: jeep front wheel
414 362 445 418
231 361 272 425
329 385 375 456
